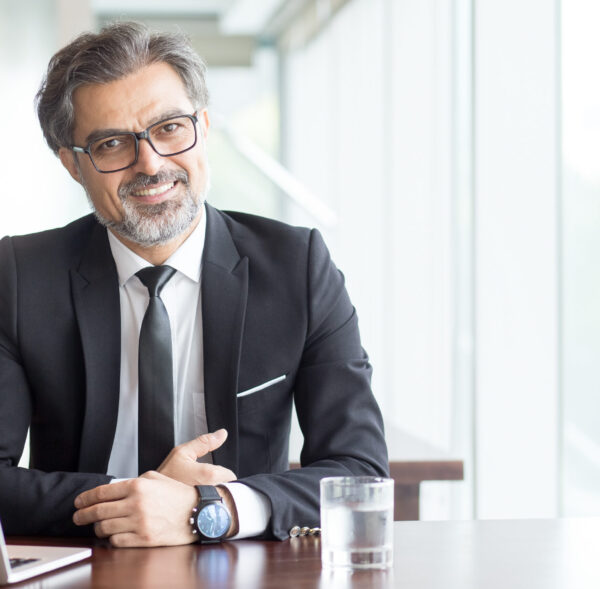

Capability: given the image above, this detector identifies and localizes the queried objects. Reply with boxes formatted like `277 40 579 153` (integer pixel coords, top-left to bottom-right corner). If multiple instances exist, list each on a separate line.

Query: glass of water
320 476 394 570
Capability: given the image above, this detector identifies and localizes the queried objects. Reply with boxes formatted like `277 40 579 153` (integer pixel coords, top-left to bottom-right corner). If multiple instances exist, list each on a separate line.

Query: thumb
185 428 228 459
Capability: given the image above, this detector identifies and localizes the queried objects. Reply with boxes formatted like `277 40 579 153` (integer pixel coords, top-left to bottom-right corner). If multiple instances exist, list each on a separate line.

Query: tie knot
136 265 176 297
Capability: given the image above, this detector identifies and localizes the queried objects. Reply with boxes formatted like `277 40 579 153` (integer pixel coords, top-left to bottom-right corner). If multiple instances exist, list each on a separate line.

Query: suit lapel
202 205 248 474
71 223 121 473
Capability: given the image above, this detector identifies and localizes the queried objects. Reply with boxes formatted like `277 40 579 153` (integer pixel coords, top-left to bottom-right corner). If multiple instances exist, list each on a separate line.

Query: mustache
118 169 189 199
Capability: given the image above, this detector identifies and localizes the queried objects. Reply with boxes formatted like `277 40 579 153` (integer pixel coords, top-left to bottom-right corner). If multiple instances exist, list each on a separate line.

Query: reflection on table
8 518 600 588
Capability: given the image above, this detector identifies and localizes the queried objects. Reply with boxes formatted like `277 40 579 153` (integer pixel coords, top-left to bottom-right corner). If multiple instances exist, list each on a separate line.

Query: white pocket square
237 374 287 398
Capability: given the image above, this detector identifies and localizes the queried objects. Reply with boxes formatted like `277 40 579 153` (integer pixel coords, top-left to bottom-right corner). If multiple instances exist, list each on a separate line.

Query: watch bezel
195 501 231 539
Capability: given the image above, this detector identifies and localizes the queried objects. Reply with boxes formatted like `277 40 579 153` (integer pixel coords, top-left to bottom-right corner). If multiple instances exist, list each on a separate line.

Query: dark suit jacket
0 204 388 539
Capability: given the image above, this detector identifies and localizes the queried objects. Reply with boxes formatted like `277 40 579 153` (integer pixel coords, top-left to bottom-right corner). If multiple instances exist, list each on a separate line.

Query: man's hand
73 430 241 547
157 429 237 486
73 471 197 547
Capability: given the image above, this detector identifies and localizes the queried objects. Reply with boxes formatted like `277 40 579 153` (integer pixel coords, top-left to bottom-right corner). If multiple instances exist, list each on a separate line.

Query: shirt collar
107 202 207 286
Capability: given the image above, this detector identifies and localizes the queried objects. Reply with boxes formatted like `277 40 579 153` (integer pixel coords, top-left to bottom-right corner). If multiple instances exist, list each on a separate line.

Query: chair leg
394 483 420 521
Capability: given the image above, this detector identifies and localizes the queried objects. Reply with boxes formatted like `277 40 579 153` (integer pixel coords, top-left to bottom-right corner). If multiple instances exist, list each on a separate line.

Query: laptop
0 519 91 585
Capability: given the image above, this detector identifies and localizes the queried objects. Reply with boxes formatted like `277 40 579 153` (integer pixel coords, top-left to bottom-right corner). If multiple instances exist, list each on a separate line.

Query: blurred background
1 0 598 522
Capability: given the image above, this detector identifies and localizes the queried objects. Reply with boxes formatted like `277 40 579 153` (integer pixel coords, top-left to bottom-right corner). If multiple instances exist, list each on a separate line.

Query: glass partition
561 0 600 516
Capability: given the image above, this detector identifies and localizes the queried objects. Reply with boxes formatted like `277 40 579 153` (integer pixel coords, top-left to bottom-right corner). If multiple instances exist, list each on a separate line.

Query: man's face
58 62 210 247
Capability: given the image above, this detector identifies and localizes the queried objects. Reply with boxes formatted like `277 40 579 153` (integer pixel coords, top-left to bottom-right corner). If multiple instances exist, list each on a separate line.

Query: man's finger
108 532 147 548
74 480 130 509
73 497 131 526
140 470 166 481
93 517 133 538
187 428 228 457
168 428 228 462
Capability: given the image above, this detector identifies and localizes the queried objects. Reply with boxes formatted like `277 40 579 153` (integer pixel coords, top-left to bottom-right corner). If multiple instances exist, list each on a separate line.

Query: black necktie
136 265 177 474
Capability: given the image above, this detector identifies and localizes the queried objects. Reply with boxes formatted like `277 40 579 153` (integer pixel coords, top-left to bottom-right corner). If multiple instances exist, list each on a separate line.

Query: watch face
197 503 231 539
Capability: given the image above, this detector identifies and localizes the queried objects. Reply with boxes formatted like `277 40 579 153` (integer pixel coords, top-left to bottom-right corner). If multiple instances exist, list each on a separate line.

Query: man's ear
58 147 82 184
198 108 210 139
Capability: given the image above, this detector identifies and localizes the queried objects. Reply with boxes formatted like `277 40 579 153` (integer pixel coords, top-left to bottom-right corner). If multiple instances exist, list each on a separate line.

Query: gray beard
87 169 208 247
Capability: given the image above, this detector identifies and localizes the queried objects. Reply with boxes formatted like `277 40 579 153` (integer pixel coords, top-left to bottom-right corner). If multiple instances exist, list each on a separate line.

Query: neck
109 213 202 266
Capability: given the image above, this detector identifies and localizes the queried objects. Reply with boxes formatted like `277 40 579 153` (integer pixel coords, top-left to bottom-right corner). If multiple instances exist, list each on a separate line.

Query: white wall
0 0 92 239
473 0 559 518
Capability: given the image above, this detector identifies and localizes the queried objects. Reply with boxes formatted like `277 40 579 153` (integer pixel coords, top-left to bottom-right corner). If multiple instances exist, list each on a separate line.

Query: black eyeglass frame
70 112 199 174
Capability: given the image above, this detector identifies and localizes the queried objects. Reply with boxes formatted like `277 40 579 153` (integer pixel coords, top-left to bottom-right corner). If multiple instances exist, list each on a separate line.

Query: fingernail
74 496 82 509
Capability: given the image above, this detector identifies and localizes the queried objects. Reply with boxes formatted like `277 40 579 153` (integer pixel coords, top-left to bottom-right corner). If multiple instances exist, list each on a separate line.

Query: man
0 22 388 547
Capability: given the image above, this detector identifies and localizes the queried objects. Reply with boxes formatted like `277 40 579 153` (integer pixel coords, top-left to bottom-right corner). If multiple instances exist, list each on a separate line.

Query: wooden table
8 518 600 588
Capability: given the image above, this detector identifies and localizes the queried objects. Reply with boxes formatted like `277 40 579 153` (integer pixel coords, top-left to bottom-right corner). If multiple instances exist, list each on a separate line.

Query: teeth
133 182 175 197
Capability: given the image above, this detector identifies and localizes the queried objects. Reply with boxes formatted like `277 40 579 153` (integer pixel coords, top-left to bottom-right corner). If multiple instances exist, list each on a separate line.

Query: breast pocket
236 373 289 415
237 372 293 476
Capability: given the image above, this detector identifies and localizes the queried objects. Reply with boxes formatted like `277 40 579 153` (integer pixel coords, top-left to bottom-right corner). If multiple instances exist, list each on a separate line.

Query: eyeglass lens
89 115 196 172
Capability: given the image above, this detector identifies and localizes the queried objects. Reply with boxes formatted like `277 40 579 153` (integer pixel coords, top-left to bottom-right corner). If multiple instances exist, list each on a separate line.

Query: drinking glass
320 476 394 570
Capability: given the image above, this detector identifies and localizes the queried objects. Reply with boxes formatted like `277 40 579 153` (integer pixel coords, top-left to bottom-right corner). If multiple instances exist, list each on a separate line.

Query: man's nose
132 138 164 176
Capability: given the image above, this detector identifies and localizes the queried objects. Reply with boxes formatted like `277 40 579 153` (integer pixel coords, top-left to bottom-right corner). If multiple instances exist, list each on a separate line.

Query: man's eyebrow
82 109 193 146
83 128 127 146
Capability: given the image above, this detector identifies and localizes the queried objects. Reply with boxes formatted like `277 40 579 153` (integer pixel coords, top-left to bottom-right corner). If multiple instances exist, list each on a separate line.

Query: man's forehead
71 62 192 134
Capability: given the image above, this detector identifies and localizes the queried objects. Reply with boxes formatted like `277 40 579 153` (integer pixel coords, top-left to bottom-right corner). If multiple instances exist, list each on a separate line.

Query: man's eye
160 122 181 134
97 137 124 151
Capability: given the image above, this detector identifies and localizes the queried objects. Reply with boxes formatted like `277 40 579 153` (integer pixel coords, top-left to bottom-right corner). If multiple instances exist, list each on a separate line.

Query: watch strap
195 485 221 502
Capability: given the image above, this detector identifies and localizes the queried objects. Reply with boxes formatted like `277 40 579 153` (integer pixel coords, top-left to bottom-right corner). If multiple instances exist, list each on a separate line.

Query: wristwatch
189 485 232 543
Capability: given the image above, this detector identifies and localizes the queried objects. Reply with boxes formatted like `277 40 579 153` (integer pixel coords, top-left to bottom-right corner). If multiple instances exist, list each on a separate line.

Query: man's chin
96 198 201 248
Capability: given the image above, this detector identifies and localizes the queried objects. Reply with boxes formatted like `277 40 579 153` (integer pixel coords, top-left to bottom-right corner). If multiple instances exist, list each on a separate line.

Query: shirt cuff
109 478 131 483
220 482 271 539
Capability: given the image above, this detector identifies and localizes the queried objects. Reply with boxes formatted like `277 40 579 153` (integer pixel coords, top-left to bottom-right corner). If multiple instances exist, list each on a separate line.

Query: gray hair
35 22 209 154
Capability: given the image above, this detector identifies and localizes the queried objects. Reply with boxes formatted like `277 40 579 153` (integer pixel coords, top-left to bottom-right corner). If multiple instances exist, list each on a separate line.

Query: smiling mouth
131 181 176 197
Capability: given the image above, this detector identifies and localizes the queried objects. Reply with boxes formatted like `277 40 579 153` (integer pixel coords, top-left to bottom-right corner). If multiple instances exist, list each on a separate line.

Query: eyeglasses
71 113 199 173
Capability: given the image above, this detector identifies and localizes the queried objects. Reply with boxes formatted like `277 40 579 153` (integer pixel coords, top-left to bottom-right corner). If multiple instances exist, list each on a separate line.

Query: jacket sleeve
238 229 389 540
0 236 110 536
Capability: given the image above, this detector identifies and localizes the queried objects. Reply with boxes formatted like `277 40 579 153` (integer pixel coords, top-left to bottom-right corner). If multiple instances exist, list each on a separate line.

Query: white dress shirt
105 205 270 539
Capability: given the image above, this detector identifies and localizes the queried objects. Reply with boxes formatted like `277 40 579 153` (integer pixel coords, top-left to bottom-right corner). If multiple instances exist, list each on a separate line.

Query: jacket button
289 526 301 537
300 527 310 536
